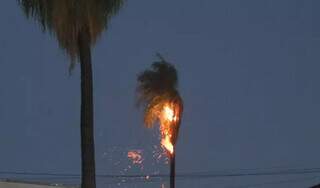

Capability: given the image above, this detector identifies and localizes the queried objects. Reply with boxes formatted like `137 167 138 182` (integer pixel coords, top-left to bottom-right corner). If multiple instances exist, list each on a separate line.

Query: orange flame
163 106 176 122
161 134 174 154
159 103 177 155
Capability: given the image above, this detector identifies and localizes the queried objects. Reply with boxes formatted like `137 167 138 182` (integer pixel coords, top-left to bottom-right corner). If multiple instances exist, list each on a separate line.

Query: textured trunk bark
78 29 96 188
170 151 175 188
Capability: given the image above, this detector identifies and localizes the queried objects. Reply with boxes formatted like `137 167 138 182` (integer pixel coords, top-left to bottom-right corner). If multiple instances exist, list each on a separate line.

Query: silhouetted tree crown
18 0 123 62
136 54 183 129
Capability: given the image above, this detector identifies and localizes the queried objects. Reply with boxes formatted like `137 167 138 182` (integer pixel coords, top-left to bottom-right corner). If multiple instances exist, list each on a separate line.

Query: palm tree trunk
170 151 175 188
78 28 96 188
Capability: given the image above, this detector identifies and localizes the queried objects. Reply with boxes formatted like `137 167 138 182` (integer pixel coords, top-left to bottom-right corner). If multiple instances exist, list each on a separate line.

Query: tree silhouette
136 54 183 188
18 1 123 188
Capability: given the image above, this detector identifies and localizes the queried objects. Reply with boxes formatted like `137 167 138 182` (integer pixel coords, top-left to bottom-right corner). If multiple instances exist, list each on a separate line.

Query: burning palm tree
136 54 183 188
18 1 123 188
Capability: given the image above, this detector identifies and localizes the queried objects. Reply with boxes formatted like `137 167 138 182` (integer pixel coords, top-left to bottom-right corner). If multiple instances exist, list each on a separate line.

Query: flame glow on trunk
159 103 177 155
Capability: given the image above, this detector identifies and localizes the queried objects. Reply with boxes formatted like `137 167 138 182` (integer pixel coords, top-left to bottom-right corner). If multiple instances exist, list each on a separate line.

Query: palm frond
18 0 124 62
137 57 177 101
136 55 182 128
143 94 169 127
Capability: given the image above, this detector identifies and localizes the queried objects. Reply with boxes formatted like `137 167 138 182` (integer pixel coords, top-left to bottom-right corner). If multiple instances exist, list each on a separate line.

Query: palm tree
136 54 183 188
18 1 123 188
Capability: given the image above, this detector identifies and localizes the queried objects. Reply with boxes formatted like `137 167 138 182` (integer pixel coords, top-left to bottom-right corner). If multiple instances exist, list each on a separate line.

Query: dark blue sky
1 0 320 187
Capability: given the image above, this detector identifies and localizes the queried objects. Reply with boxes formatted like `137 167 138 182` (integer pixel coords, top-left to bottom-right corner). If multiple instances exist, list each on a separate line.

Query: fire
161 134 174 154
163 106 176 121
159 103 177 155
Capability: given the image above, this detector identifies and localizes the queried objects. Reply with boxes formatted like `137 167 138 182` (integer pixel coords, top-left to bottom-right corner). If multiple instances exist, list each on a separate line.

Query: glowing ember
127 150 143 164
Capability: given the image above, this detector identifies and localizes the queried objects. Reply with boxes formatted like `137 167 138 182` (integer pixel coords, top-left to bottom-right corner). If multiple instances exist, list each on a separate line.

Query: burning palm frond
136 54 183 154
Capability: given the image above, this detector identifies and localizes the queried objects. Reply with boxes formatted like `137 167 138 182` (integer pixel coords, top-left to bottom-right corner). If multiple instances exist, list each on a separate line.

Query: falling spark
127 150 143 164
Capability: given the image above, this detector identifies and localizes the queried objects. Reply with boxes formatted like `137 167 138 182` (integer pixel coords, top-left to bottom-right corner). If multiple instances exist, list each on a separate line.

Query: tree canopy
136 54 183 131
18 0 123 61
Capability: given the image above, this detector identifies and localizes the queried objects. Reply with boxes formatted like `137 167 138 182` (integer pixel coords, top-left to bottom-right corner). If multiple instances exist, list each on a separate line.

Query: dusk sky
1 0 320 187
